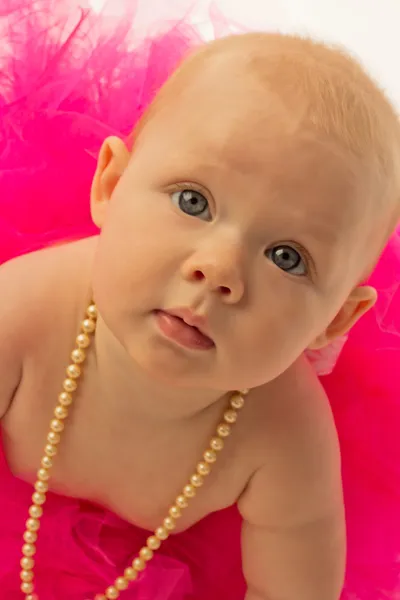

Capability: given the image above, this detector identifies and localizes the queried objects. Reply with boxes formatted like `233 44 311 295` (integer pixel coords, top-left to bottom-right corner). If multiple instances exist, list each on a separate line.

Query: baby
1 32 400 600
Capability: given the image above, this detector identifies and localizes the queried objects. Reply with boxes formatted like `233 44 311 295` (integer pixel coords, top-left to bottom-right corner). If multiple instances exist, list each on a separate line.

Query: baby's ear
308 286 377 350
91 136 130 228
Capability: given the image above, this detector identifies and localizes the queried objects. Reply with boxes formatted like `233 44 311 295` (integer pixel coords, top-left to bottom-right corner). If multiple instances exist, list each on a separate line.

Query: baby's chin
131 355 292 394
97 302 306 393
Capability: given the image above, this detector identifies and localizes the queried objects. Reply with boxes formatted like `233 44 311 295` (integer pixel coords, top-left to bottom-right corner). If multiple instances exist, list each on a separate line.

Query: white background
90 0 400 109
215 0 400 108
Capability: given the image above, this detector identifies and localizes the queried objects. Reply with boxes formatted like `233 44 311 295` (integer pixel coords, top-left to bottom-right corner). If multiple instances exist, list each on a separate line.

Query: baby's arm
0 260 24 418
239 363 345 600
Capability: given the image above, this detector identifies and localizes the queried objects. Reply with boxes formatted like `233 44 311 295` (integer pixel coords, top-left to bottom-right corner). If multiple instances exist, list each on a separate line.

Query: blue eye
171 189 211 221
266 245 307 275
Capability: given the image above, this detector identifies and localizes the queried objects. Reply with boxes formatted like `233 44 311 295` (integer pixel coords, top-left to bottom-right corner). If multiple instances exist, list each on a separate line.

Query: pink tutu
0 1 400 598
0 430 244 599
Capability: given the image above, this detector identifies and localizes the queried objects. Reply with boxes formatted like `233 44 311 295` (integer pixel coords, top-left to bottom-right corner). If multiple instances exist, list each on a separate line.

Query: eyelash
174 182 210 199
294 243 316 278
269 242 315 279
297 245 315 278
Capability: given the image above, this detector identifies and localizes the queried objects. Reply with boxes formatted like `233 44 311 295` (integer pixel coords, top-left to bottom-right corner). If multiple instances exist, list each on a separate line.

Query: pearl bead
241 388 249 395
123 567 138 581
41 456 53 469
105 586 119 599
23 531 37 544
45 443 58 457
63 378 77 393
29 505 43 519
224 409 237 424
204 449 217 463
47 431 61 444
87 304 98 319
82 318 96 333
50 418 64 433
169 505 181 519
32 492 46 505
230 393 245 409
176 494 188 508
20 569 34 582
21 557 34 570
71 348 85 364
210 437 224 451
217 423 231 437
58 392 73 407
67 363 81 379
147 536 161 550
197 461 211 476
155 526 169 540
22 543 36 557
190 473 204 487
16 302 247 599
21 581 34 594
133 557 145 571
37 468 50 481
183 484 196 498
35 480 48 493
115 577 128 590
54 405 68 419
26 518 40 532
163 516 176 530
140 546 154 561
76 333 90 348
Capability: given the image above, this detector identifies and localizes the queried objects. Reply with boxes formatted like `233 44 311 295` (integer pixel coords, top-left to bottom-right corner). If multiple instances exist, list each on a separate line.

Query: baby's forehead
146 59 361 188
147 33 399 174
141 78 369 234
139 49 372 206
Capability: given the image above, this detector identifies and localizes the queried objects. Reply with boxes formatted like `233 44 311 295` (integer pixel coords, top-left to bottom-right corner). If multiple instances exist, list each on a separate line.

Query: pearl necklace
19 302 247 600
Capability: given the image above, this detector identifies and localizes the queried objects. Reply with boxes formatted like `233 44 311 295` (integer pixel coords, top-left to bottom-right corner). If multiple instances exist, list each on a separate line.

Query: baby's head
90 32 400 391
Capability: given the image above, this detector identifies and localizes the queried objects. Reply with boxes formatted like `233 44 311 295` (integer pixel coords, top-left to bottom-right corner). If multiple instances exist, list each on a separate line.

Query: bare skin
2 31 395 600
0 238 344 600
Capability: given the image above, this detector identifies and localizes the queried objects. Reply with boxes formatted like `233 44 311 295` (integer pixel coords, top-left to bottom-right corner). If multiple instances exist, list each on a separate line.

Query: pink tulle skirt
1 1 400 598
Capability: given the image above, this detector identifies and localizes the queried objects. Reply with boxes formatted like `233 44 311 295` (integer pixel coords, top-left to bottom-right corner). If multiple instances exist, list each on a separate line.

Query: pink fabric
322 234 400 599
0 1 400 598
0 430 244 599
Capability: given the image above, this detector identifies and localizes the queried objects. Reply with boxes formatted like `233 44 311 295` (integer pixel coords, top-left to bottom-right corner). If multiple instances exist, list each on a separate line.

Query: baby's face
91 67 376 391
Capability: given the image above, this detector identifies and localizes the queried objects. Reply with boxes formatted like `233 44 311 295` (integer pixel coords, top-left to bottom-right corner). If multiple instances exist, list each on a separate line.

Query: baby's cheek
249 292 320 358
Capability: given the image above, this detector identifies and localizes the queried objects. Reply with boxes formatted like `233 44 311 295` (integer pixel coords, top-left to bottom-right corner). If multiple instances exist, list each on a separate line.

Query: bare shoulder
239 356 343 526
0 237 97 417
1 238 96 343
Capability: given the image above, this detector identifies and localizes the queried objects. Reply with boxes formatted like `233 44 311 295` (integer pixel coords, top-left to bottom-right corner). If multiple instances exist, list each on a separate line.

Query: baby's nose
181 240 245 304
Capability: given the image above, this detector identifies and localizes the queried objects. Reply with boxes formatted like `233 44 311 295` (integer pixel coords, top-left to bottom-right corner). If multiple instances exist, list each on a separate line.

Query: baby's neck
91 316 227 425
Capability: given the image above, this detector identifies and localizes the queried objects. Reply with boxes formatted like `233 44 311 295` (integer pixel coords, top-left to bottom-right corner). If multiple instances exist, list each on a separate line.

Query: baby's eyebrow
298 220 342 246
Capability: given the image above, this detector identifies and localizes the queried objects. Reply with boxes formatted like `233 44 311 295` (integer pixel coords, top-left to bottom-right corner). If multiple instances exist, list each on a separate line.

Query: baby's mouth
154 310 215 351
